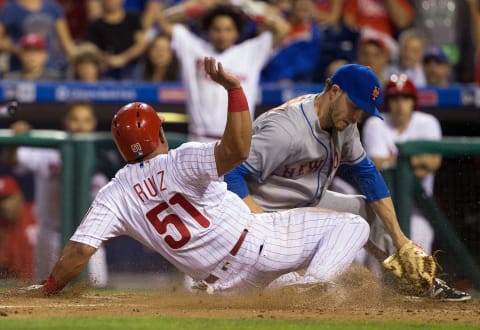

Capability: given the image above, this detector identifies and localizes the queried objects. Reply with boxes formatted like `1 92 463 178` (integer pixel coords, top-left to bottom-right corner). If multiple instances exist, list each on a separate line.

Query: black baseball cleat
430 278 471 302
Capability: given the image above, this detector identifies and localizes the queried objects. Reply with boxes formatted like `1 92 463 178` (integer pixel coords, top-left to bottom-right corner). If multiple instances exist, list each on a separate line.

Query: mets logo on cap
372 86 380 101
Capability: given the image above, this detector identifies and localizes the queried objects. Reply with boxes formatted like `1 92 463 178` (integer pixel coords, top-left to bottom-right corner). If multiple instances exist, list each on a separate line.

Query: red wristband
185 4 206 18
43 273 64 295
228 87 249 113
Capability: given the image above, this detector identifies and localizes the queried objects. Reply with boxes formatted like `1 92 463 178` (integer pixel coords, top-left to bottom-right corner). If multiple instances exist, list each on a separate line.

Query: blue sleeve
337 157 390 203
224 164 252 199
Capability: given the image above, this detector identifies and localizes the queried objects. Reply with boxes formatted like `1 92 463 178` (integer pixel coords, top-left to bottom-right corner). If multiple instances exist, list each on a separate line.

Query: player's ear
329 84 342 100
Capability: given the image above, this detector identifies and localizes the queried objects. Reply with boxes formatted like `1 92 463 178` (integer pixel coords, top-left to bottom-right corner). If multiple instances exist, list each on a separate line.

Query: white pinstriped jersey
243 94 366 211
71 142 370 291
171 24 273 139
71 142 254 280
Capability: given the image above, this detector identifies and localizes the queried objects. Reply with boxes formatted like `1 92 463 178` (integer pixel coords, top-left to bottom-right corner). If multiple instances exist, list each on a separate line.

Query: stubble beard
329 101 348 131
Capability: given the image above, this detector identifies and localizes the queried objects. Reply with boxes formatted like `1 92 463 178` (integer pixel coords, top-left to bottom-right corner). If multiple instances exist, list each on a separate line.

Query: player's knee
348 214 370 244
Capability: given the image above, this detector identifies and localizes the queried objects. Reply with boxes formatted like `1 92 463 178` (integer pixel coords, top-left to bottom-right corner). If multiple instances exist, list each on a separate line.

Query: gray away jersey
243 94 366 211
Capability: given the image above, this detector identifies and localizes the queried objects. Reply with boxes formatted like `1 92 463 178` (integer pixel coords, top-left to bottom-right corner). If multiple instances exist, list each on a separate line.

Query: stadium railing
390 139 480 289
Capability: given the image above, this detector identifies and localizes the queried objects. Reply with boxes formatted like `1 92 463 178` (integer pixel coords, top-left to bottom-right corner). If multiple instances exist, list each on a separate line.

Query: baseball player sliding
20 57 369 296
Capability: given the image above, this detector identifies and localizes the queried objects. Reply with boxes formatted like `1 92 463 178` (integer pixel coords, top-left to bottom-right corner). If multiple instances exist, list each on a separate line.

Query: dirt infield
1 267 479 323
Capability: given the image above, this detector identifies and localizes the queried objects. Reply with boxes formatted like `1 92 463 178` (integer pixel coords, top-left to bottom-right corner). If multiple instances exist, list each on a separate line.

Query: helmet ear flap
111 102 162 162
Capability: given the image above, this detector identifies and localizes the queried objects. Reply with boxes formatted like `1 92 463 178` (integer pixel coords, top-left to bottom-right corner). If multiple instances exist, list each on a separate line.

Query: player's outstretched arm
369 197 409 250
349 157 409 250
204 57 252 177
20 241 96 296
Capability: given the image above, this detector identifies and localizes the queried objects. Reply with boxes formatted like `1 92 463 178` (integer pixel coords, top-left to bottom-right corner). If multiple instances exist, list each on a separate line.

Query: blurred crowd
0 0 478 87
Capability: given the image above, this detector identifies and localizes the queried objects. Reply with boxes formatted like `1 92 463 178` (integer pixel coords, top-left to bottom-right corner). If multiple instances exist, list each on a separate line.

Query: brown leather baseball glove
382 241 437 295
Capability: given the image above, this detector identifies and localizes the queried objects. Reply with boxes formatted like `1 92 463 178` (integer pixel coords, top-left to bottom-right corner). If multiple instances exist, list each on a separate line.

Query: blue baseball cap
330 64 383 119
423 47 449 64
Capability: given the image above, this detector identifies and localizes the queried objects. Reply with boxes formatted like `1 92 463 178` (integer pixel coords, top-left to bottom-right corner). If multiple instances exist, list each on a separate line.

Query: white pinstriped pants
211 207 369 293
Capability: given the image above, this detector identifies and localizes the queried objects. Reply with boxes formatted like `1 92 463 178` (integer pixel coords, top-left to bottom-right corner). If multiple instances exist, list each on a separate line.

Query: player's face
64 105 98 133
208 15 240 52
329 93 364 131
388 95 415 128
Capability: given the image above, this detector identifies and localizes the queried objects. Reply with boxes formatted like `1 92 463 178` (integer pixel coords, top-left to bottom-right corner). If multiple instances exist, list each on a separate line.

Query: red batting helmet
111 102 163 162
384 74 417 111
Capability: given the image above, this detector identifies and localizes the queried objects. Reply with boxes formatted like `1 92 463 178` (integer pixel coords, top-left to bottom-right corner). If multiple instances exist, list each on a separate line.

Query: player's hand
204 57 241 90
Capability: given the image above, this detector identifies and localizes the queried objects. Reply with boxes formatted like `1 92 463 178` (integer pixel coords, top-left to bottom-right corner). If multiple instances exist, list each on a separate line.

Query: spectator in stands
69 42 105 82
324 58 349 79
57 0 88 41
271 0 292 13
411 0 475 84
11 101 109 287
362 74 442 260
342 0 414 38
0 0 77 73
356 32 393 86
90 0 169 42
423 47 453 87
386 28 427 88
84 0 148 80
314 0 345 26
158 2 290 141
310 1 359 83
124 0 168 29
87 0 103 22
141 33 180 82
0 175 37 281
139 0 163 43
4 33 62 80
260 0 322 83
